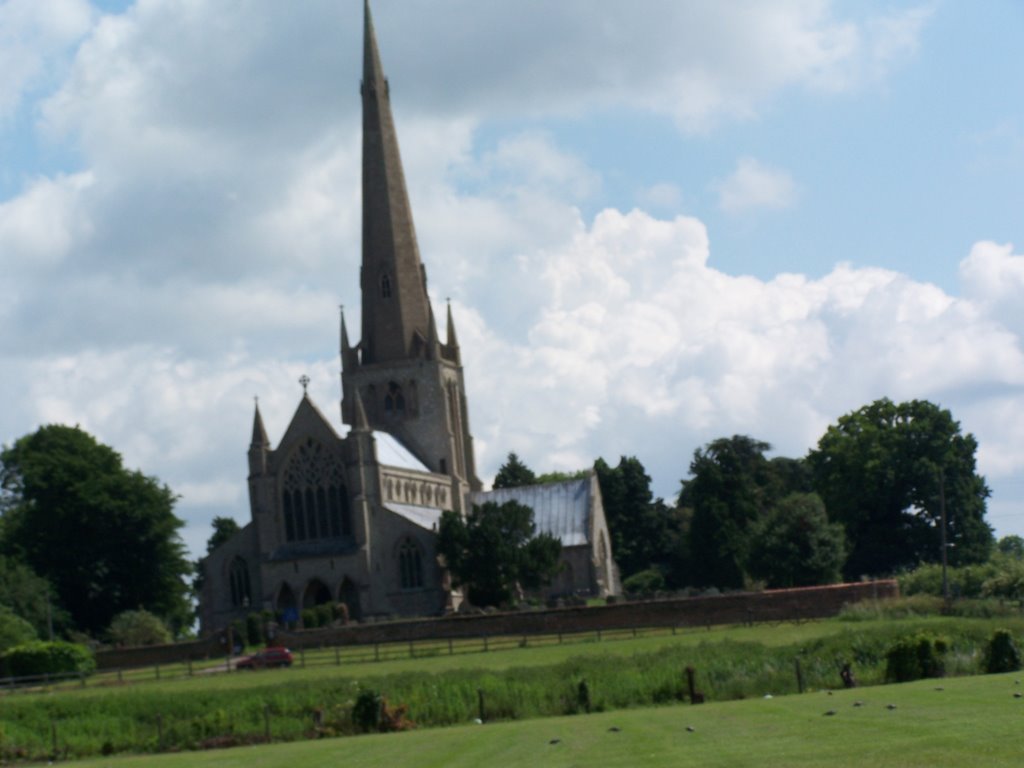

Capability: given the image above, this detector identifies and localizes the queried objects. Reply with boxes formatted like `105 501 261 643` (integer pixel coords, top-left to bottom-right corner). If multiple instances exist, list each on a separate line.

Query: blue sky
2 0 1023 556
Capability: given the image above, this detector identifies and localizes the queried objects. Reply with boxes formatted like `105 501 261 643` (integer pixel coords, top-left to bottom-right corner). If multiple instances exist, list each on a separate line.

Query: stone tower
341 0 481 494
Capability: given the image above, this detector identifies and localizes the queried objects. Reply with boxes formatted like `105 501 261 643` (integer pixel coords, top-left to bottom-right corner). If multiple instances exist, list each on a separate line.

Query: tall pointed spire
352 387 370 432
446 300 459 348
360 0 433 365
250 399 269 447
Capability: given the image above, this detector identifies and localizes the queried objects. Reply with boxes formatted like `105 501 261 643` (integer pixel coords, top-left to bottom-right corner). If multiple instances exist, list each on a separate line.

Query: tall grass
2 615 1022 761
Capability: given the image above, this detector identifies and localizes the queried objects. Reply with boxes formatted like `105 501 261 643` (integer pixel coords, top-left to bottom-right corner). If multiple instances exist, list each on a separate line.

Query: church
199 3 620 633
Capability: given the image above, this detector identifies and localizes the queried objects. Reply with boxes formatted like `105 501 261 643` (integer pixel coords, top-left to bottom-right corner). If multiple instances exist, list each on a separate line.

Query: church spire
360 0 432 365
250 399 269 447
248 398 269 476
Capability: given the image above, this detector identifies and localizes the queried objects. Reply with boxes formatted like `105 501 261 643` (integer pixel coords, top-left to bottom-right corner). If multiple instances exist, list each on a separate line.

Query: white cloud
0 0 93 119
7 0 1024 556
715 157 797 213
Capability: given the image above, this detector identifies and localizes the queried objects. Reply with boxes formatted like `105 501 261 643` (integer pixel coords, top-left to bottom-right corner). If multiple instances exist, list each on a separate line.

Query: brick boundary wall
95 580 897 670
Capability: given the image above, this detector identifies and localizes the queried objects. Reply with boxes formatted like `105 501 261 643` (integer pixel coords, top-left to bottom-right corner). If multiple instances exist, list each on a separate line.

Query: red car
235 647 294 669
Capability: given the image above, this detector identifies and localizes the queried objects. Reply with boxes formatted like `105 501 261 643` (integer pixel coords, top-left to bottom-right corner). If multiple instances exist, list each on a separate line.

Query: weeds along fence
2 623 760 693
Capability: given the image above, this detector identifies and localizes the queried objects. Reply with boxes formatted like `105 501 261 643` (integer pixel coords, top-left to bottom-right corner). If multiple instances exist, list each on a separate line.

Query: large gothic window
399 538 423 590
229 557 251 608
282 438 352 543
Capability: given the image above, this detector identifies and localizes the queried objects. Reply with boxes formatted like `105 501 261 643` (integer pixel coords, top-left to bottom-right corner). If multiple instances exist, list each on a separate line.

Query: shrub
245 613 264 646
352 689 381 732
1 640 95 677
301 609 317 629
229 619 246 651
0 605 37 652
315 604 334 627
623 569 665 597
984 629 1022 674
351 689 413 733
334 602 350 624
107 610 171 647
885 634 947 682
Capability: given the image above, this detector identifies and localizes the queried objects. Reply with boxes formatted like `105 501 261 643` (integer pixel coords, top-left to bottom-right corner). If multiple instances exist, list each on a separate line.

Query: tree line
0 425 192 649
493 398 994 593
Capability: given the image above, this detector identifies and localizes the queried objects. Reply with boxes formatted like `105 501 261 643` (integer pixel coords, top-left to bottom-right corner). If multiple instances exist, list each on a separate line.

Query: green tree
808 398 993 578
678 436 778 589
493 453 537 489
997 535 1024 559
107 609 172 647
437 500 561 607
206 516 241 553
0 425 192 636
0 555 67 638
595 456 676 581
744 493 846 588
0 604 37 652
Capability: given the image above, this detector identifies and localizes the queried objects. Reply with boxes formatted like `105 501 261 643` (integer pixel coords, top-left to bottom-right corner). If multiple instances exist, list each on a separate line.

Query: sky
2 0 1023 559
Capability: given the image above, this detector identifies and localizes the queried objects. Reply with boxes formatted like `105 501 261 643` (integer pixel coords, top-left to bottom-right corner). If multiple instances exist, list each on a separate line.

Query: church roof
385 502 444 531
373 431 431 472
471 477 592 547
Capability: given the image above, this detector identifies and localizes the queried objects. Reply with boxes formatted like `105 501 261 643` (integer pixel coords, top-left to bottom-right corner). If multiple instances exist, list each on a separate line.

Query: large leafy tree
0 555 67 638
492 453 537 489
436 500 561 607
808 398 993 578
595 456 678 581
744 493 846 588
0 425 192 636
678 436 782 589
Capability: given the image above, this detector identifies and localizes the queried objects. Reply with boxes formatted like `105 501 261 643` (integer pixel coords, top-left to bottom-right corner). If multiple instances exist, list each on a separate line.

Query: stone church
199 2 620 633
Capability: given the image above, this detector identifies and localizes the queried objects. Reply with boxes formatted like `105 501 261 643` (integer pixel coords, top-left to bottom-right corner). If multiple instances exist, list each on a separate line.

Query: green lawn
65 672 1024 768
50 615 966 698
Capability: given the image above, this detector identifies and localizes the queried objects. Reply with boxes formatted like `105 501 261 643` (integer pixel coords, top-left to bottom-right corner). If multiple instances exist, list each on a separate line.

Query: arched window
399 538 423 590
384 381 405 416
380 273 392 298
281 438 351 542
229 557 251 608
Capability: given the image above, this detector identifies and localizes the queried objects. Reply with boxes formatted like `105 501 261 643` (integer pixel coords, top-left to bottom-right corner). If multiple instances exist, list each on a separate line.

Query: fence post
117 668 123 684
51 720 58 758
187 658 193 677
156 713 164 750
558 631 563 644
794 658 804 694
374 643 379 662
300 649 306 668
483 635 488 652
597 629 602 642
79 671 86 688
155 664 160 680
335 646 341 666
448 638 453 656
264 705 271 741
477 688 485 723
409 640 415 659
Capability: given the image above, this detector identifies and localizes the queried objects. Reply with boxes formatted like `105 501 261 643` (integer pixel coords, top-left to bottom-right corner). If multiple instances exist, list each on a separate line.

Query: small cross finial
299 375 310 393
254 394 259 406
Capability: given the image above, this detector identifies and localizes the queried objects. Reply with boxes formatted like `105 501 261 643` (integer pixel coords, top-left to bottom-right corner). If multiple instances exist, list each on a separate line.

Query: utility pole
938 470 949 606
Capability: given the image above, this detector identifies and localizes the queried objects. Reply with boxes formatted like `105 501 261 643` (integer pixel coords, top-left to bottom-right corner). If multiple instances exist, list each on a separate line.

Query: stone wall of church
198 524 260 633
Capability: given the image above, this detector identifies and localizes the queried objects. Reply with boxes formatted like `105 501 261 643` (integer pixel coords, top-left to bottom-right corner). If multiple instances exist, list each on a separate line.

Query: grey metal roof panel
470 477 591 547
385 502 444 531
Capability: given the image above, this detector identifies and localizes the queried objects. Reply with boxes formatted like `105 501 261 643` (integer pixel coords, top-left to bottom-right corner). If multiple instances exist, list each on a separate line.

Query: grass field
64 672 1024 768
4 612 1022 762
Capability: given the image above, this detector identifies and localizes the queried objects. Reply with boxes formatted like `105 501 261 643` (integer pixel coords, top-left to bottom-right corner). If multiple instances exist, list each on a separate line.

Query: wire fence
0 621 768 694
